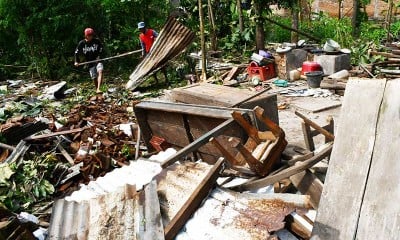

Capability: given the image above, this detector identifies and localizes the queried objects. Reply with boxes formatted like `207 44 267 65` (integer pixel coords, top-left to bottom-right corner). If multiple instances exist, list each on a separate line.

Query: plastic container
302 61 322 75
289 70 301 81
306 71 324 88
247 61 276 81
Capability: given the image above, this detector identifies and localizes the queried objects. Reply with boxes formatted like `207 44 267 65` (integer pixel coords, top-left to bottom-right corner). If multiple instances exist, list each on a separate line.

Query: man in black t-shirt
74 28 104 94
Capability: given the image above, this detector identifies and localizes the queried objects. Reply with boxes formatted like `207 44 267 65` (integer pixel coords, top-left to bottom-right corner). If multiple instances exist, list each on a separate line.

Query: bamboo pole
199 0 207 81
76 49 141 66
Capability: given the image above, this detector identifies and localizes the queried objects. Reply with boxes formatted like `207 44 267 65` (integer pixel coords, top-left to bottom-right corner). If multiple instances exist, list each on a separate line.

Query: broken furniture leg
231 111 261 143
209 137 244 166
301 116 334 152
229 137 266 176
230 142 333 192
295 111 335 141
254 106 288 174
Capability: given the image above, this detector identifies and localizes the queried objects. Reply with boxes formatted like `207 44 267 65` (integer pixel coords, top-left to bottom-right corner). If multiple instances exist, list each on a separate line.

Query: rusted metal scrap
179 187 312 240
0 116 48 144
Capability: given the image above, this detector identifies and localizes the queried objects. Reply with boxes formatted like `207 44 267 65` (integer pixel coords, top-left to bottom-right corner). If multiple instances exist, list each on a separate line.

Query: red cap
84 28 94 36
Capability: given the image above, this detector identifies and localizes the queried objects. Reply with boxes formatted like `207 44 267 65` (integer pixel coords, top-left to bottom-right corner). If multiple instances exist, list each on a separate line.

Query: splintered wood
313 79 400 239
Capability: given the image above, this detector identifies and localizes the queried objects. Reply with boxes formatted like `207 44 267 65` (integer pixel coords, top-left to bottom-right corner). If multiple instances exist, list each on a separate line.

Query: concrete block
286 49 308 78
314 54 351 75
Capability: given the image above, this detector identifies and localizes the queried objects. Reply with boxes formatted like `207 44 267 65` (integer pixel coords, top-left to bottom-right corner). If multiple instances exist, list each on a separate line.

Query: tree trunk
208 0 217 51
374 0 379 19
199 0 207 81
338 0 342 19
351 0 359 37
253 0 265 51
386 0 394 42
291 1 299 43
237 0 244 33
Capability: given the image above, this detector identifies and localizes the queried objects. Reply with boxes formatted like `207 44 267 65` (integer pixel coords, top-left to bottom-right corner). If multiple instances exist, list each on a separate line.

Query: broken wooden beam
230 143 333 192
4 140 30 164
0 142 15 151
164 158 225 240
24 127 90 141
320 82 346 90
295 111 335 141
57 144 75 165
223 66 240 82
289 168 323 209
161 119 237 168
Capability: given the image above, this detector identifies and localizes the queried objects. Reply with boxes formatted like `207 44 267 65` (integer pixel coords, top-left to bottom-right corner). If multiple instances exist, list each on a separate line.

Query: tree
253 0 265 50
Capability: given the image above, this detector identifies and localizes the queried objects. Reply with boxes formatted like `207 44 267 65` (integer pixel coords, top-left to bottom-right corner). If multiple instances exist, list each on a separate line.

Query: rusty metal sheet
176 188 312 240
126 17 195 90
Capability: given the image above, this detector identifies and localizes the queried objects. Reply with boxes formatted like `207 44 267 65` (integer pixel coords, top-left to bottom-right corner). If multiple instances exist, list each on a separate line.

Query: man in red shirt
138 22 158 58
74 28 104 94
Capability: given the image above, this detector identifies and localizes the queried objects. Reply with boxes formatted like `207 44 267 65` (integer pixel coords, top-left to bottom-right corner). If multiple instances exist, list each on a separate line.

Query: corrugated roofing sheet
48 182 164 240
126 17 195 90
176 188 312 240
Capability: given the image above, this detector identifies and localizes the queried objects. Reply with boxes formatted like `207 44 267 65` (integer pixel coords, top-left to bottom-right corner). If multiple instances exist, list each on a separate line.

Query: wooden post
291 0 299 43
302 122 315 151
199 0 207 81
253 0 265 50
208 0 217 51
237 0 244 33
386 0 394 43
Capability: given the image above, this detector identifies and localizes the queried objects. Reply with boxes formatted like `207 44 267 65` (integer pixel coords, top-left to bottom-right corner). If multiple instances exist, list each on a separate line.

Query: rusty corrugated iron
126 17 195 90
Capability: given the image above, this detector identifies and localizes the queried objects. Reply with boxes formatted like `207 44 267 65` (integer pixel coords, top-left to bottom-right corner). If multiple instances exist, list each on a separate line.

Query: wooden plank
223 66 240 82
164 158 225 240
230 143 332 192
161 119 237 168
356 79 400 239
57 144 75 165
136 101 253 119
24 127 90 141
289 169 323 209
139 180 165 240
312 79 387 240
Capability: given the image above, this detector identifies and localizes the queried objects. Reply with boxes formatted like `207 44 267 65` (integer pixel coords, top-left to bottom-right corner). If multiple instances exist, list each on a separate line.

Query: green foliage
360 22 386 43
300 13 353 47
0 152 57 212
0 0 171 80
265 16 291 43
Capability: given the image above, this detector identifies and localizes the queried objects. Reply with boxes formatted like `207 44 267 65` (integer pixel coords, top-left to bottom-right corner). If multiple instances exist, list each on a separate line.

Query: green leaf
0 164 14 184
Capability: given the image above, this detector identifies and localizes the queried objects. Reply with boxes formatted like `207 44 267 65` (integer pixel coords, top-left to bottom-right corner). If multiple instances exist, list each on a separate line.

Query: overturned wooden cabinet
169 83 279 130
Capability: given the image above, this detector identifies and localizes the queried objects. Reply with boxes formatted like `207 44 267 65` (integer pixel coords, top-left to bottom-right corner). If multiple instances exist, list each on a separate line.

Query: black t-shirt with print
74 38 103 67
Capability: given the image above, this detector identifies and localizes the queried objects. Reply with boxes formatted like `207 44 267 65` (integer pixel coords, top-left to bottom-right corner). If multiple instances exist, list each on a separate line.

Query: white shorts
89 63 103 79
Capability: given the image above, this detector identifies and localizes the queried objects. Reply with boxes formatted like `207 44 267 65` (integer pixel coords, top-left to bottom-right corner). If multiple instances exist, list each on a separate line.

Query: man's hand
74 62 79 67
